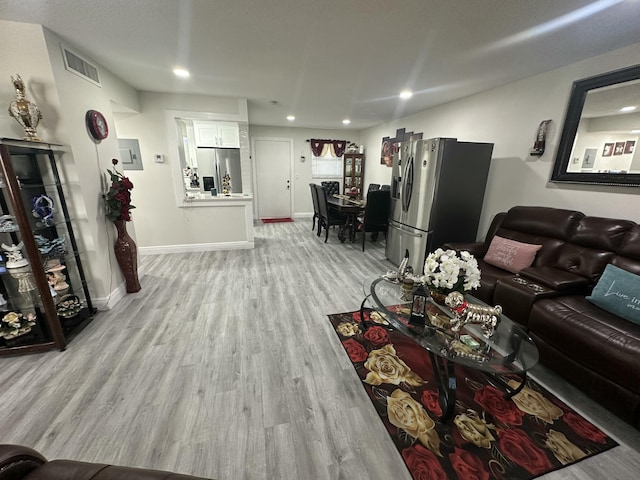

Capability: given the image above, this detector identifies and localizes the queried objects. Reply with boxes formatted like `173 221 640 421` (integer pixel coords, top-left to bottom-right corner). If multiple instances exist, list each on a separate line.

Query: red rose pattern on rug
328 307 617 480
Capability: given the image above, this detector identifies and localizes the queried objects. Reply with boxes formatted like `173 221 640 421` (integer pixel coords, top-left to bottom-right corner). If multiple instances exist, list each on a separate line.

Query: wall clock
86 109 109 140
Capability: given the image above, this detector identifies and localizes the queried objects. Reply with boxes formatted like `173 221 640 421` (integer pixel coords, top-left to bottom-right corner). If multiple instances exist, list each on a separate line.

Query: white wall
0 21 140 307
112 92 254 248
360 42 640 239
248 125 361 216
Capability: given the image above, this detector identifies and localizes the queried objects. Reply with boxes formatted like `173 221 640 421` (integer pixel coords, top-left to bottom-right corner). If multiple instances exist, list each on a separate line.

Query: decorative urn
8 74 42 141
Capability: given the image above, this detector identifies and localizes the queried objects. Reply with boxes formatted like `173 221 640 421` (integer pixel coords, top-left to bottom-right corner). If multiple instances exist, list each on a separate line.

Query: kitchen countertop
181 192 253 206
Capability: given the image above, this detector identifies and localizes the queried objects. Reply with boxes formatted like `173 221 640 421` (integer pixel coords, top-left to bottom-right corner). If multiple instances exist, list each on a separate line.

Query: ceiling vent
61 44 101 87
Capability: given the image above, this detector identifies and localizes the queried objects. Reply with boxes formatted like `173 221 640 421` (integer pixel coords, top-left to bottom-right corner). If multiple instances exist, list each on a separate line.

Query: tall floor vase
113 219 141 293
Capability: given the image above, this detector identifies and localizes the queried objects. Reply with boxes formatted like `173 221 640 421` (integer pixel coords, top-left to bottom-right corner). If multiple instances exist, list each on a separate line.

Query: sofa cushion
484 236 542 273
519 266 590 291
500 206 583 240
586 264 640 324
570 216 635 251
529 295 640 395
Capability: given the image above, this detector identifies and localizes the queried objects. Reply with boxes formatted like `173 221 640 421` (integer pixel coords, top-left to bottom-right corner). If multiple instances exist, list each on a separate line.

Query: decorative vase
113 219 141 293
8 74 42 141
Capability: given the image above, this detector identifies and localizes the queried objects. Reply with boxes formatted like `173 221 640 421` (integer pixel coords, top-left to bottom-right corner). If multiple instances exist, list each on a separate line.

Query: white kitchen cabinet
193 121 240 148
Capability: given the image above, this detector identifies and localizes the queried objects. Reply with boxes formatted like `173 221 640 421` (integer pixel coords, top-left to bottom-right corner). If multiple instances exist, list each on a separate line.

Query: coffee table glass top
364 276 539 374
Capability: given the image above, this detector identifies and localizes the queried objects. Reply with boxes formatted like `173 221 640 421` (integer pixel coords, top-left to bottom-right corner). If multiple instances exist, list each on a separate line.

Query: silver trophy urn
8 74 42 142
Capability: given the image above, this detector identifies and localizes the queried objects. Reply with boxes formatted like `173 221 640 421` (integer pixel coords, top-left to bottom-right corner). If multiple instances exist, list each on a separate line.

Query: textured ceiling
1 0 640 129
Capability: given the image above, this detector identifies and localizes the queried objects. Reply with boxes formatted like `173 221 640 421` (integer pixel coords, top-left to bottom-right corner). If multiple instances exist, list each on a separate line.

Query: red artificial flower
105 161 135 222
121 177 134 190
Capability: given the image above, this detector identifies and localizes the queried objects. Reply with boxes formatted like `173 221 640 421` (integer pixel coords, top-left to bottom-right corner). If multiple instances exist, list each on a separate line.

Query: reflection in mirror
175 119 243 195
551 64 640 186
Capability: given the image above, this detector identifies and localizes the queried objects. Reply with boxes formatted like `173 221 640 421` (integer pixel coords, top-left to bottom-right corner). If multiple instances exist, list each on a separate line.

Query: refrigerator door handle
401 155 414 212
389 221 424 238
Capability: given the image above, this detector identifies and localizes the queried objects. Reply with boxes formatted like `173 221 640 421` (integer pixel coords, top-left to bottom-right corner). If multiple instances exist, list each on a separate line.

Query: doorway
253 138 293 219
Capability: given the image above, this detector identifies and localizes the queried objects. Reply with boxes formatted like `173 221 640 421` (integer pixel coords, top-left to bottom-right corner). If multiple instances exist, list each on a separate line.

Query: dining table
327 195 365 243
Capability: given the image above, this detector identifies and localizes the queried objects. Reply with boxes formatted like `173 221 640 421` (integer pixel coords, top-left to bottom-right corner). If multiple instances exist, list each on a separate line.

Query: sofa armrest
0 445 46 480
519 266 590 292
441 241 488 258
24 460 209 480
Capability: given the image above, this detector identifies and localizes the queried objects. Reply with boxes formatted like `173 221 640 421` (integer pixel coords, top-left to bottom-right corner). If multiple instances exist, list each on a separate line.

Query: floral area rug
328 307 618 480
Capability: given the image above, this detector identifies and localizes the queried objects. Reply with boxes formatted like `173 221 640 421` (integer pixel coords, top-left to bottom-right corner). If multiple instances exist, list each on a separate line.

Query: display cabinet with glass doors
0 138 95 356
343 153 365 199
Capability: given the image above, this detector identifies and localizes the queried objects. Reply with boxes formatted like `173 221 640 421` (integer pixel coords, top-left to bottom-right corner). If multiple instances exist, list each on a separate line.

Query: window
309 138 347 178
312 153 342 178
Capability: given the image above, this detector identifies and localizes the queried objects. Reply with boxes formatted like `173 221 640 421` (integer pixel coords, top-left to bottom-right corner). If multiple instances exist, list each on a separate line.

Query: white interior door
254 138 292 219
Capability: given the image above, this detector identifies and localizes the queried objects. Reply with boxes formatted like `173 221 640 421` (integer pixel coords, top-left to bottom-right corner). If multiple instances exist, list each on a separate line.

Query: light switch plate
154 154 164 163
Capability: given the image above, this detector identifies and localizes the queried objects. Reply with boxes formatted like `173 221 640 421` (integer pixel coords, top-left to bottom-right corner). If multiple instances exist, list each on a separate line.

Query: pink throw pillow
484 236 542 273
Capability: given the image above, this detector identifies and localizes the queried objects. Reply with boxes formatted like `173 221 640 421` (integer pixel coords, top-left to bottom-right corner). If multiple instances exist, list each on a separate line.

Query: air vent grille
62 45 101 86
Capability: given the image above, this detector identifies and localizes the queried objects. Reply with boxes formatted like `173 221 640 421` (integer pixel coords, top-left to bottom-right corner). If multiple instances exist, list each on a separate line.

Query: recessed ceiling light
342 119 351 125
620 105 636 112
399 90 413 99
173 68 190 78
287 115 295 121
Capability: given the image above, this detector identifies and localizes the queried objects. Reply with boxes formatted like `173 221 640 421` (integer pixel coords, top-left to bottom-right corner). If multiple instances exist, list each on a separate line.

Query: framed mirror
551 64 640 186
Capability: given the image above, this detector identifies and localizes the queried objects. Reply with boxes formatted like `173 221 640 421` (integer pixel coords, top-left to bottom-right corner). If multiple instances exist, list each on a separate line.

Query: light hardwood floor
1 220 639 479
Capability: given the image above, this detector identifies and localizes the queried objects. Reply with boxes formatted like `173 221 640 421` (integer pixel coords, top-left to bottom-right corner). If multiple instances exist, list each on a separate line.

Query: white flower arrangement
423 248 481 293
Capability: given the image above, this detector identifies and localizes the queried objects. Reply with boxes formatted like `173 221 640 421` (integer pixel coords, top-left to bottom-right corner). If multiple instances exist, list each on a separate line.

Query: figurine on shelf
0 215 19 232
9 265 36 295
32 194 55 227
35 235 67 261
445 291 502 338
1 242 29 268
8 74 43 142
45 260 69 293
221 173 231 195
0 311 36 340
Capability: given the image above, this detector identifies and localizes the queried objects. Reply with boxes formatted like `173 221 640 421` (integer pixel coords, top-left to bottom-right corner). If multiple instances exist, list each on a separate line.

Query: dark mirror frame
551 63 640 186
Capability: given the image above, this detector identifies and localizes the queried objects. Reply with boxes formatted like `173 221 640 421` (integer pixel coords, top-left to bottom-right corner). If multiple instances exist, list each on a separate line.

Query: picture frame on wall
602 143 614 156
625 140 635 154
614 142 625 155
582 148 596 169
380 136 392 166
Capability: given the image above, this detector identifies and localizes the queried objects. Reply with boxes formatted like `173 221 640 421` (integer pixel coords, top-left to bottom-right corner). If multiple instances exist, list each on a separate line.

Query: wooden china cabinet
342 152 365 199
0 138 95 356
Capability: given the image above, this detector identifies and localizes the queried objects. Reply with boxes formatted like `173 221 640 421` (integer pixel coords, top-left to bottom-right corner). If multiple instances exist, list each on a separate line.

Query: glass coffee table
361 276 539 422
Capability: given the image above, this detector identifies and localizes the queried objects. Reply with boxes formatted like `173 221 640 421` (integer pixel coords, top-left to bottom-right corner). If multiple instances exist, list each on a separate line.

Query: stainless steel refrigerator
385 137 493 273
195 147 243 194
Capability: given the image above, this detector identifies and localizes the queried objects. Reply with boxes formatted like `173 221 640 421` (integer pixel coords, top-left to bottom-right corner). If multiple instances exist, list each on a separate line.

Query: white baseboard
93 282 128 310
139 241 254 255
93 265 148 310
293 212 313 219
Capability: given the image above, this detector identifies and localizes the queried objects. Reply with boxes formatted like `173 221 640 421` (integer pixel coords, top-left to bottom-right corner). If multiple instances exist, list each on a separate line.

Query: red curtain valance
310 139 347 157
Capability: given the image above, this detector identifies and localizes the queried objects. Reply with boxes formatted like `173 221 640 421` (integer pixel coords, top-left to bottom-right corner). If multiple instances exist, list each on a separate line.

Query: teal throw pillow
586 264 640 324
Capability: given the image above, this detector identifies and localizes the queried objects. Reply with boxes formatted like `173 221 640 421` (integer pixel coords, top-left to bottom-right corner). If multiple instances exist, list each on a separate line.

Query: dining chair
380 184 391 191
357 189 391 251
316 184 347 243
320 181 340 197
309 183 321 236
368 183 381 192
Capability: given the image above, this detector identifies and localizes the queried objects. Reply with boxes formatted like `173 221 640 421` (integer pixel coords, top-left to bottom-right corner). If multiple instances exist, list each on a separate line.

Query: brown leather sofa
445 205 640 428
0 444 211 480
